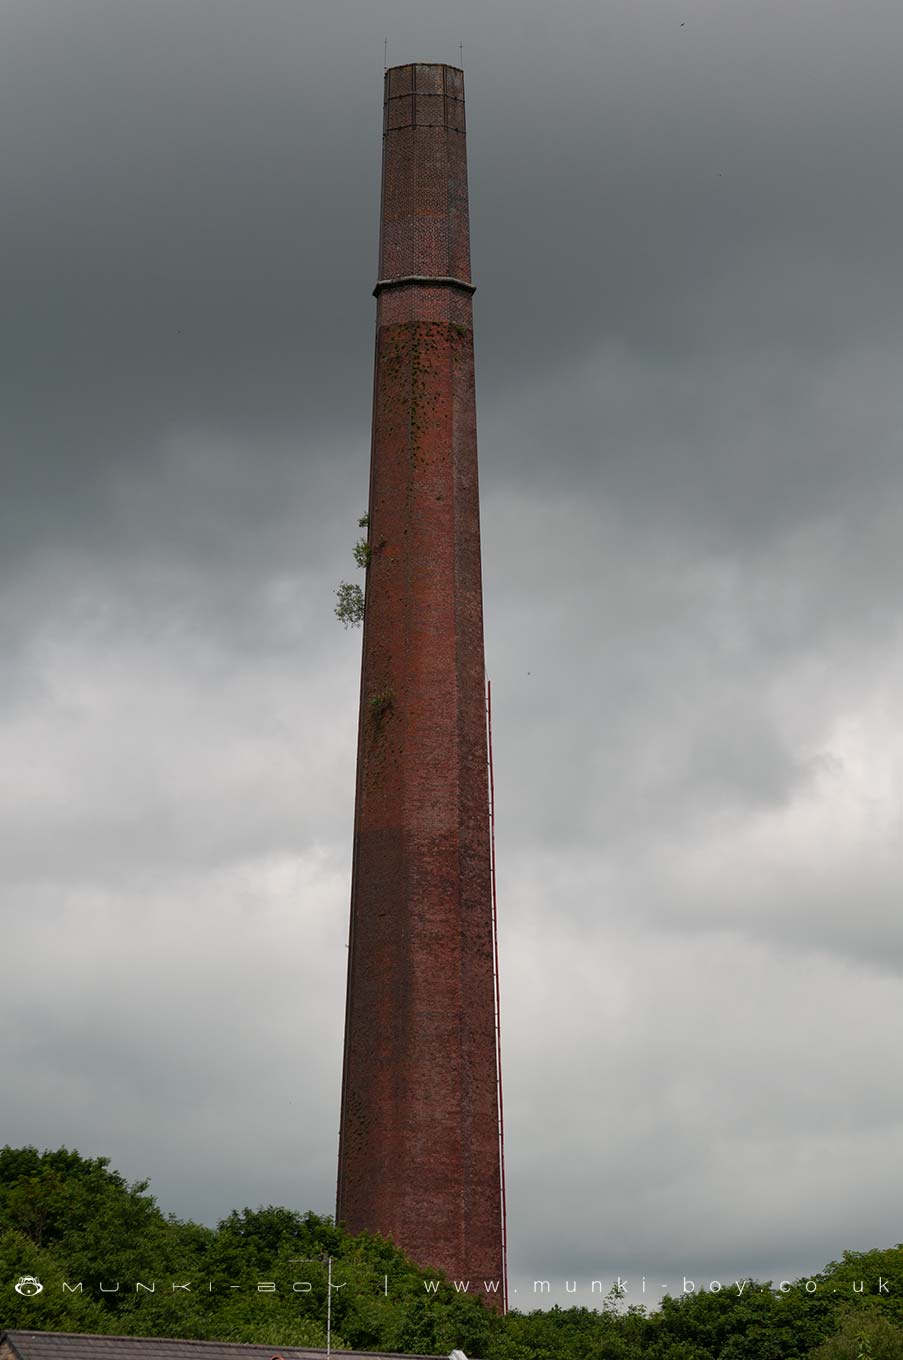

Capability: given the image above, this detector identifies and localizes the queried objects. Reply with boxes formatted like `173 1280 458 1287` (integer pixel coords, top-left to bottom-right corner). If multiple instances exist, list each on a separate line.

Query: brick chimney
336 62 505 1308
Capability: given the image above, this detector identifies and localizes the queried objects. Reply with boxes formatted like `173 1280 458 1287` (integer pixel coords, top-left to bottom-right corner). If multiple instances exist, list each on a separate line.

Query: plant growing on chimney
368 688 394 720
334 581 364 628
334 511 370 627
352 537 372 570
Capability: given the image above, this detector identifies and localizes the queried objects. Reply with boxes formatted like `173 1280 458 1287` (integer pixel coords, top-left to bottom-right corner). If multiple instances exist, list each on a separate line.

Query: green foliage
368 688 394 720
5 1146 903 1360
0 1147 495 1351
0 1229 111 1334
819 1249 903 1327
335 580 365 627
808 1308 903 1360
334 512 372 627
352 537 372 570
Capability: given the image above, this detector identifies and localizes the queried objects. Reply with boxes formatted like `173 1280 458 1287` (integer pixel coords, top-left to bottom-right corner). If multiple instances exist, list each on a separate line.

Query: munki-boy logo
15 1276 44 1296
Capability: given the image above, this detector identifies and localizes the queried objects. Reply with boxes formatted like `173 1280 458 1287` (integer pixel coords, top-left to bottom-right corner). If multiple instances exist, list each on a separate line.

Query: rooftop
0 1333 463 1360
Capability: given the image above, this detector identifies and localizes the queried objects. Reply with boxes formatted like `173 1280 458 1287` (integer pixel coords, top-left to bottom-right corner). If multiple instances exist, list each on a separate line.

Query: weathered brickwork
336 64 504 1306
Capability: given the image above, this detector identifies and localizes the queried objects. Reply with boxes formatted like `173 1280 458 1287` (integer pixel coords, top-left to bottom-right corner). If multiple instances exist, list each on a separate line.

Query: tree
808 1309 903 1360
334 512 370 626
6 1145 903 1360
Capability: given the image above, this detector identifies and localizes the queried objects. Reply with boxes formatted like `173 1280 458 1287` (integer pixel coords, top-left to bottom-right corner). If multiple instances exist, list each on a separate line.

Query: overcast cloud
3 0 903 1312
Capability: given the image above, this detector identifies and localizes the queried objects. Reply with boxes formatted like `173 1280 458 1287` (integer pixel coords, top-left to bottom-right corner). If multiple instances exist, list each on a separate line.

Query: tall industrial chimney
336 62 505 1307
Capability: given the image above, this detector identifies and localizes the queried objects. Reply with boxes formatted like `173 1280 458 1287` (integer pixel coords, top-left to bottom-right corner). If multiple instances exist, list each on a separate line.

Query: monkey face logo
15 1276 44 1296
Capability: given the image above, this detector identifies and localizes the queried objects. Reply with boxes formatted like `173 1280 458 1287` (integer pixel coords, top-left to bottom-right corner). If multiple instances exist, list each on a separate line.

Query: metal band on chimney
373 275 477 298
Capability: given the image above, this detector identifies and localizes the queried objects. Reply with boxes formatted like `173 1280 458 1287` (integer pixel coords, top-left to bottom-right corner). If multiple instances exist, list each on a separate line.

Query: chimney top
384 63 464 101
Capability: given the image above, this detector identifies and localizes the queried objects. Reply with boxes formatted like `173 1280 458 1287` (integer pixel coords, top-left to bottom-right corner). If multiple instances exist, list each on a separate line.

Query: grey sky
3 0 903 1311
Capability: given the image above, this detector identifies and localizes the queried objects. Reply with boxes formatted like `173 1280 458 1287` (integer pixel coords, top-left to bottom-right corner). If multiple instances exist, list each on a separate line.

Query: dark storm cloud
4 0 903 1311
6 0 903 569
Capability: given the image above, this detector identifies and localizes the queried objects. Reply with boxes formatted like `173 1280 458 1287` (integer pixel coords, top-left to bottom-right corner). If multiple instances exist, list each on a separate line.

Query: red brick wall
337 64 504 1304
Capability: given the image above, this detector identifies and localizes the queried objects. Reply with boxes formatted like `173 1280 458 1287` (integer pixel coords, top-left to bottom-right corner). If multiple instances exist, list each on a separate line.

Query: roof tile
1 1334 450 1360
